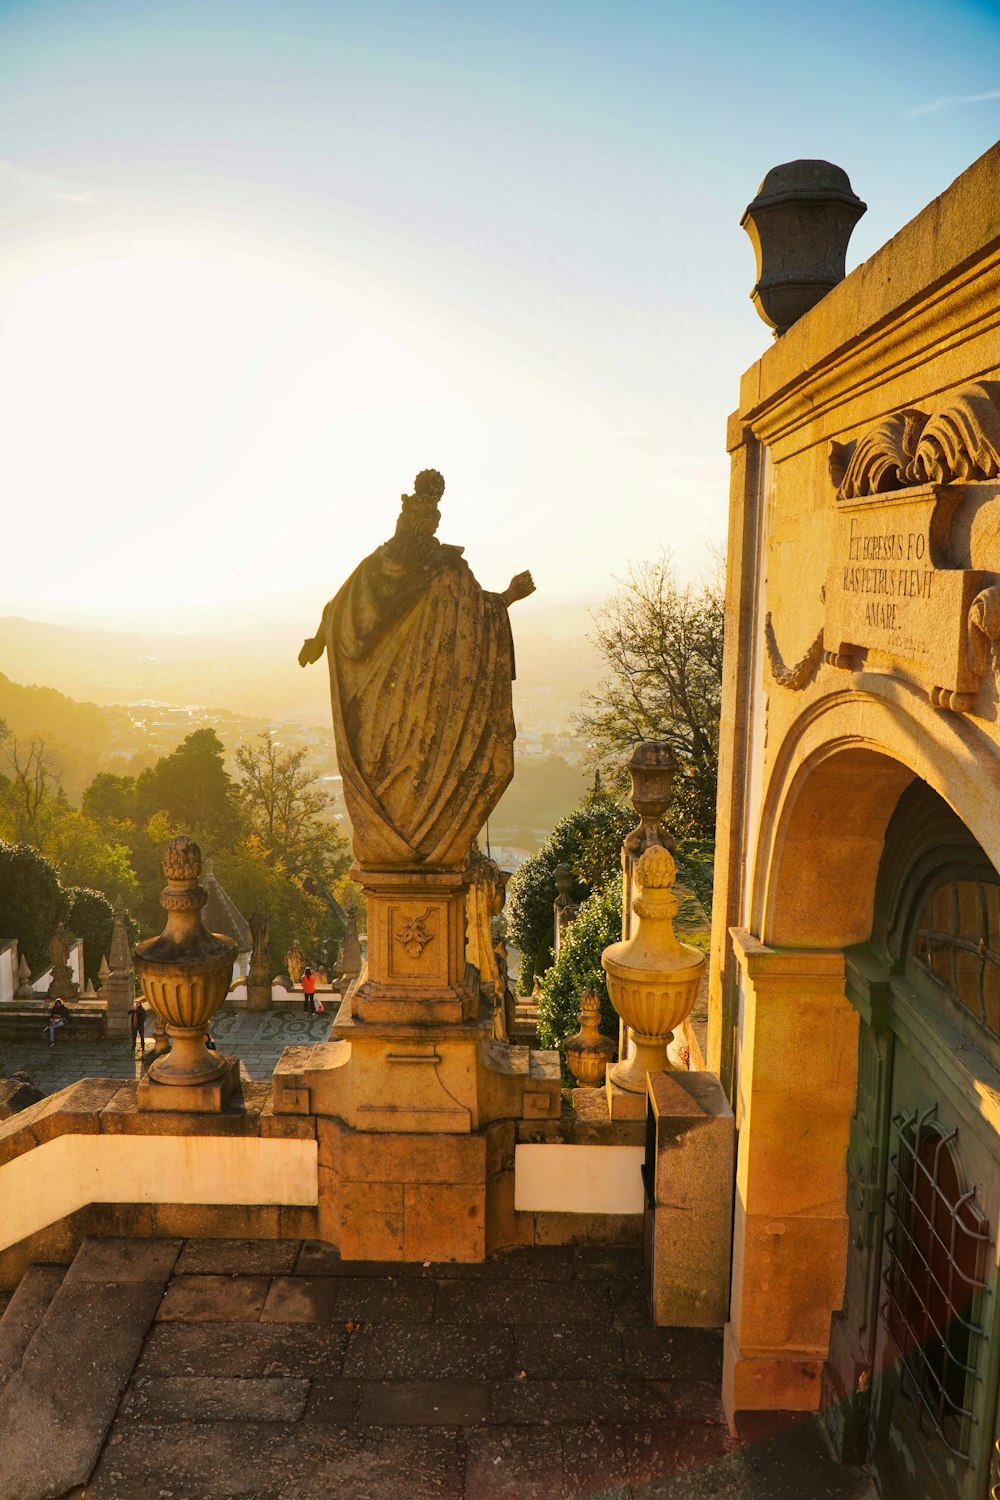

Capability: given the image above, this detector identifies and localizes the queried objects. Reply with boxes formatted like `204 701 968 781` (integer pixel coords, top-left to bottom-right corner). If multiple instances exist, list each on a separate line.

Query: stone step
0 1264 67 1392
0 1237 181 1500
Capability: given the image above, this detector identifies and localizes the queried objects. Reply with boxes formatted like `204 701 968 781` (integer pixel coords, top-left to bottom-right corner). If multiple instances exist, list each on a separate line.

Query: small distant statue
285 938 306 987
466 848 512 1039
47 923 78 1001
299 468 535 870
553 863 579 959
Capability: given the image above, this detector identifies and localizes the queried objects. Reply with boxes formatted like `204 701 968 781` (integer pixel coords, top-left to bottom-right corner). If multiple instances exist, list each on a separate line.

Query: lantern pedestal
137 1053 241 1113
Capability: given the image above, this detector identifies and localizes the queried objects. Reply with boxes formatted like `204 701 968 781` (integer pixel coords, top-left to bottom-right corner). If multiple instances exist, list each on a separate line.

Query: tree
64 886 116 986
212 836 332 978
0 840 66 972
82 772 137 824
2 736 57 841
234 731 350 886
576 553 724 841
504 791 633 994
135 729 238 845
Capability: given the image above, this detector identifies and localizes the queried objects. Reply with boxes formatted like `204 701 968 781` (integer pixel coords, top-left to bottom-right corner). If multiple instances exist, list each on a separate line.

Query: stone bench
0 1005 106 1043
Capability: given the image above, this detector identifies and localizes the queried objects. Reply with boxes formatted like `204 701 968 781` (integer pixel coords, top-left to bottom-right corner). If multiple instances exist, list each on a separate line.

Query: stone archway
723 689 999 1428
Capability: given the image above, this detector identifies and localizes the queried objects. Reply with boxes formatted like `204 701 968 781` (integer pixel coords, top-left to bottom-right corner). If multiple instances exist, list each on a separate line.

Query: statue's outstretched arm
501 571 535 607
298 625 326 667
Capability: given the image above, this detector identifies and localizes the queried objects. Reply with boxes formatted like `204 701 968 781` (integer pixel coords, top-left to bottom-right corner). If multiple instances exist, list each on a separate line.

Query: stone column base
137 1055 241 1113
722 1322 825 1431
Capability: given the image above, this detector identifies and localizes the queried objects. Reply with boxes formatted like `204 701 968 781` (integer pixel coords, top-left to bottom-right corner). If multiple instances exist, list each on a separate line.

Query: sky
0 0 998 633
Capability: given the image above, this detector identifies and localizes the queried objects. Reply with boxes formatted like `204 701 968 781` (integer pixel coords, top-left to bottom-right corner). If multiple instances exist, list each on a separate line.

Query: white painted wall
0 1134 318 1252
0 941 16 1003
514 1143 644 1215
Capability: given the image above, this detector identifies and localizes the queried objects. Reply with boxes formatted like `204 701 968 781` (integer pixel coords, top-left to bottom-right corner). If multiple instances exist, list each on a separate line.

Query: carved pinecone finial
163 835 202 884
636 844 677 891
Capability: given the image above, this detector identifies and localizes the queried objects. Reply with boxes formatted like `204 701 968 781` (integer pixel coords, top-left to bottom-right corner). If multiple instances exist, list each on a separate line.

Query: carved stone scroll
764 613 824 689
829 382 1000 501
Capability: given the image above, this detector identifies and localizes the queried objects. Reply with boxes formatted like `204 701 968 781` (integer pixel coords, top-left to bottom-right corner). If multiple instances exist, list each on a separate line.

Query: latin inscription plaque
825 484 986 701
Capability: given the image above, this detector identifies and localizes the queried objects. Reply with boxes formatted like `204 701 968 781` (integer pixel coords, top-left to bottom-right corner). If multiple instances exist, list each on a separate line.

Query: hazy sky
1 0 998 631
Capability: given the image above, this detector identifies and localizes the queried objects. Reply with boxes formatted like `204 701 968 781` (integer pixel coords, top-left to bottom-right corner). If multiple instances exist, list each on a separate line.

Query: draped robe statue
299 469 534 870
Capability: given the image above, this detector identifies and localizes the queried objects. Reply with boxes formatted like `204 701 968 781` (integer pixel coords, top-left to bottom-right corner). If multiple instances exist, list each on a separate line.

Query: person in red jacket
301 966 317 1014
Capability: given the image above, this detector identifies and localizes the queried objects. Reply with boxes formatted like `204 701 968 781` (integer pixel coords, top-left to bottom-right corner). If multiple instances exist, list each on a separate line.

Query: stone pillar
103 897 135 1038
247 905 272 1011
723 930 856 1425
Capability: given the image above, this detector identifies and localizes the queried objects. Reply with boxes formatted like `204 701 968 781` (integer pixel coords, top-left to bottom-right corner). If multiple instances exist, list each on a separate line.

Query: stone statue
285 938 306 987
299 468 534 870
247 904 271 1011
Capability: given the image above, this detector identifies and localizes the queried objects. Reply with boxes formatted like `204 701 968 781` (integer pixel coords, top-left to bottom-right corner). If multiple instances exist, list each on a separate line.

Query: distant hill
0 608 604 730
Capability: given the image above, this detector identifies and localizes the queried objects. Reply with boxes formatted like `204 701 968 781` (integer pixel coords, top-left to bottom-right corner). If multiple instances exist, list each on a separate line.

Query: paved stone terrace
0 1237 877 1500
0 1008 332 1095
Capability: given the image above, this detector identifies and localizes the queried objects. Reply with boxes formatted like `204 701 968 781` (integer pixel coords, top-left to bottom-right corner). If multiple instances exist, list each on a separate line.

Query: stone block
722 1322 824 1419
338 1180 405 1261
155 1274 270 1323
730 1211 849 1352
136 1055 240 1114
606 1078 646 1121
403 1181 485 1262
645 1071 735 1328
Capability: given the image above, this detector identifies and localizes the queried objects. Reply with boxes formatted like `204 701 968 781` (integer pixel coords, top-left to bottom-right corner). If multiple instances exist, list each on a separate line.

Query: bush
0 840 66 973
537 882 623 1065
505 792 632 994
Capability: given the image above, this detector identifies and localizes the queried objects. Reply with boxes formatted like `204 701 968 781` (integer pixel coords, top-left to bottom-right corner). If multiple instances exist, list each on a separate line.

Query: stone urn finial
564 989 616 1088
624 742 675 860
601 844 705 1093
133 835 236 1090
741 160 866 337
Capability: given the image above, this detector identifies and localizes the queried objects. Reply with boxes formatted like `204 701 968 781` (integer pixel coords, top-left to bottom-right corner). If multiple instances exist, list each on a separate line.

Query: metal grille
880 1104 992 1462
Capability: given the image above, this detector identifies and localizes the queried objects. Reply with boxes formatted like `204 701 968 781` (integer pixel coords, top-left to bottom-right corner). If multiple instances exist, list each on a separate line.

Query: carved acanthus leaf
764 613 824 690
830 382 1000 500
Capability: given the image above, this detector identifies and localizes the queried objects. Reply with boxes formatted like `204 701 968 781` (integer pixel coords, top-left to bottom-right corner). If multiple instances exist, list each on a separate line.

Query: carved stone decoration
133 835 236 1099
830 381 1000 500
968 586 1000 692
396 910 435 959
741 160 866 337
298 468 535 871
602 845 705 1096
15 953 33 999
764 613 824 689
564 989 616 1088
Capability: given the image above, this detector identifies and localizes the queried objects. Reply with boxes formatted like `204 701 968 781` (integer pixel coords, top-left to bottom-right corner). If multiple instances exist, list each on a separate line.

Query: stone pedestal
353 869 478 1025
644 1070 734 1328
606 1077 647 1121
103 972 134 1038
246 974 271 1011
136 1054 241 1113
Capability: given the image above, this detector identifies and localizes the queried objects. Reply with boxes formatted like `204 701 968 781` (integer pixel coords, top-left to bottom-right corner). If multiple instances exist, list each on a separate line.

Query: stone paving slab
155 1273 271 1322
0 1235 877 1499
0 1264 65 1388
